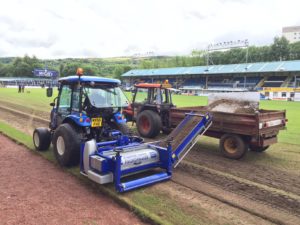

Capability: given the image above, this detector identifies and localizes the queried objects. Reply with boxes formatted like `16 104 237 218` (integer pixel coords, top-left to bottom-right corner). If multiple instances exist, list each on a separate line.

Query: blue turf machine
80 113 212 192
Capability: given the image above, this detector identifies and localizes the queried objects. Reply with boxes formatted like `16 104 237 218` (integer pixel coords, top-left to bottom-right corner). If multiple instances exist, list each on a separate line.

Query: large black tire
136 110 162 138
220 134 248 159
52 123 81 167
109 122 130 135
249 145 270 152
33 127 51 151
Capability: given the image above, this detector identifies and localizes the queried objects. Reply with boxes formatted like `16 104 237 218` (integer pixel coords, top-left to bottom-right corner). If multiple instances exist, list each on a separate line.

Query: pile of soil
207 99 259 114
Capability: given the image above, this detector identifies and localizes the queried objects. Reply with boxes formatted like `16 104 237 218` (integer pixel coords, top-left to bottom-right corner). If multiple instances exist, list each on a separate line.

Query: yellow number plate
91 117 102 127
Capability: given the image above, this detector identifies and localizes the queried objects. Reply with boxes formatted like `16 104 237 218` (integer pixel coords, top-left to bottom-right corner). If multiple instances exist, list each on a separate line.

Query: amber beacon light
76 68 84 76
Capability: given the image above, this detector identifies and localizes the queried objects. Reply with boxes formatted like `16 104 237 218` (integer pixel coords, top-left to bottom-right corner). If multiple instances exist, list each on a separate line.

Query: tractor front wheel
52 123 81 167
137 110 162 138
220 134 248 159
33 128 51 151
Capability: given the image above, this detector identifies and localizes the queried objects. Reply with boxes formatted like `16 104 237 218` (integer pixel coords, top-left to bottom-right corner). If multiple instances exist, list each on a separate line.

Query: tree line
0 37 300 80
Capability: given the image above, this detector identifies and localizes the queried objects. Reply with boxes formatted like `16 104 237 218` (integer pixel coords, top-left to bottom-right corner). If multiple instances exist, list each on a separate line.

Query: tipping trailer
169 106 286 159
81 113 212 192
123 82 287 159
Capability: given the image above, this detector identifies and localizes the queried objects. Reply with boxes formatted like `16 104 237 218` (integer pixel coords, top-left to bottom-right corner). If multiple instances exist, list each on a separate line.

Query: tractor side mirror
46 87 53 97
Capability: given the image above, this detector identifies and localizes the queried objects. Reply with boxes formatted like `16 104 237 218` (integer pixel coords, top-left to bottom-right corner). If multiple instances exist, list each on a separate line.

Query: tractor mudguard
114 112 127 124
63 113 91 127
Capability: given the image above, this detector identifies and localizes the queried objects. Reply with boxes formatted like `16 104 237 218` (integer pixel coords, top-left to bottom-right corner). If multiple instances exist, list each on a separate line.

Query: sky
0 0 300 59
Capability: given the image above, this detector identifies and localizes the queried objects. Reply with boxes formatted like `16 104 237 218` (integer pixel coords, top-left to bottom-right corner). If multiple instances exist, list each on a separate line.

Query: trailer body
169 106 286 148
123 83 287 159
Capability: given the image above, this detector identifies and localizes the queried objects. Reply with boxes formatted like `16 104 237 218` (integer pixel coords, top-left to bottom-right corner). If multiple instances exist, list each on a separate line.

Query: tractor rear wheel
52 123 81 167
137 110 162 138
220 134 248 159
33 128 51 151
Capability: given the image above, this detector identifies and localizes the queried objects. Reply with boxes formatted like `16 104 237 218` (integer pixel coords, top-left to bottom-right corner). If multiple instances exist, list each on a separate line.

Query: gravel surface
0 135 146 225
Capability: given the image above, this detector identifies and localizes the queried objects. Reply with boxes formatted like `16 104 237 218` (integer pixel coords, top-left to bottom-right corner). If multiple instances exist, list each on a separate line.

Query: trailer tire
137 110 162 138
220 134 248 159
109 122 130 135
52 123 81 167
249 145 269 152
33 128 51 151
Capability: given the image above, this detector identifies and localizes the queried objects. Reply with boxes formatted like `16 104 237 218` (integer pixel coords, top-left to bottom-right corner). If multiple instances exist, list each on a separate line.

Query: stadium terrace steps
281 75 293 87
255 76 268 88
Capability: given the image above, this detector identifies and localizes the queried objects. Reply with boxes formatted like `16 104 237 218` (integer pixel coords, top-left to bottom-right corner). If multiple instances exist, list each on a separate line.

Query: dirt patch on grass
0 106 46 135
186 143 300 196
172 171 300 225
0 100 49 119
150 182 275 225
176 161 300 217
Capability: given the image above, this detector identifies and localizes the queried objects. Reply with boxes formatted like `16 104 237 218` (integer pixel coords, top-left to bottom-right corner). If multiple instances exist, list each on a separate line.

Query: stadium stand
183 77 206 87
263 76 287 87
0 77 58 87
122 60 300 93
288 76 296 87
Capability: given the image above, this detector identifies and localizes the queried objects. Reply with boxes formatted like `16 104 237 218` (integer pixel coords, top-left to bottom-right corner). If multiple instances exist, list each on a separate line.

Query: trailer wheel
249 145 269 152
109 122 130 135
52 123 81 167
137 110 162 138
33 128 51 151
220 134 248 159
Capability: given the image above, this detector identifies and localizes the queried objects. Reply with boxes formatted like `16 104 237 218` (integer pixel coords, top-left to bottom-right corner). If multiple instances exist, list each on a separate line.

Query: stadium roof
122 60 300 77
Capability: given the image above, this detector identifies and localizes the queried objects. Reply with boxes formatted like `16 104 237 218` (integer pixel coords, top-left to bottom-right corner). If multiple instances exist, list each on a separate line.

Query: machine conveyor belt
159 114 208 150
158 113 212 165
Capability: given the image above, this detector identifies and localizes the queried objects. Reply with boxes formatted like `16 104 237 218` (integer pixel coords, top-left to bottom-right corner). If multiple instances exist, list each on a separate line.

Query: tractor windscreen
84 86 129 108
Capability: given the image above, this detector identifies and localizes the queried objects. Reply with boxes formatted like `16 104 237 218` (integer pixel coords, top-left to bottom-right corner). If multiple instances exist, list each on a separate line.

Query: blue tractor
32 69 130 167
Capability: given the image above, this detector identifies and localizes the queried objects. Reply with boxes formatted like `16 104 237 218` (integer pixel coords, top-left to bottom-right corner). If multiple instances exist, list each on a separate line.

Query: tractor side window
134 88 148 103
162 90 167 103
72 86 80 112
153 88 162 104
163 89 171 104
58 85 71 114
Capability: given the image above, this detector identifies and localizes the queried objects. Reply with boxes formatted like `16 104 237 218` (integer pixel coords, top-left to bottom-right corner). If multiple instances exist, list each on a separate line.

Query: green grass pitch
0 87 299 145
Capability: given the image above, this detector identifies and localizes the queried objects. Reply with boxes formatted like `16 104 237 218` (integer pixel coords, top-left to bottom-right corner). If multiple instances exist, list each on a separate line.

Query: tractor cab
123 80 178 137
134 82 173 108
49 75 129 132
33 68 130 167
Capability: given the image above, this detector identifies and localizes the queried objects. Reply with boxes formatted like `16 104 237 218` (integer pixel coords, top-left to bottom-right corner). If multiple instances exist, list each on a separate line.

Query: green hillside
1 37 300 79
